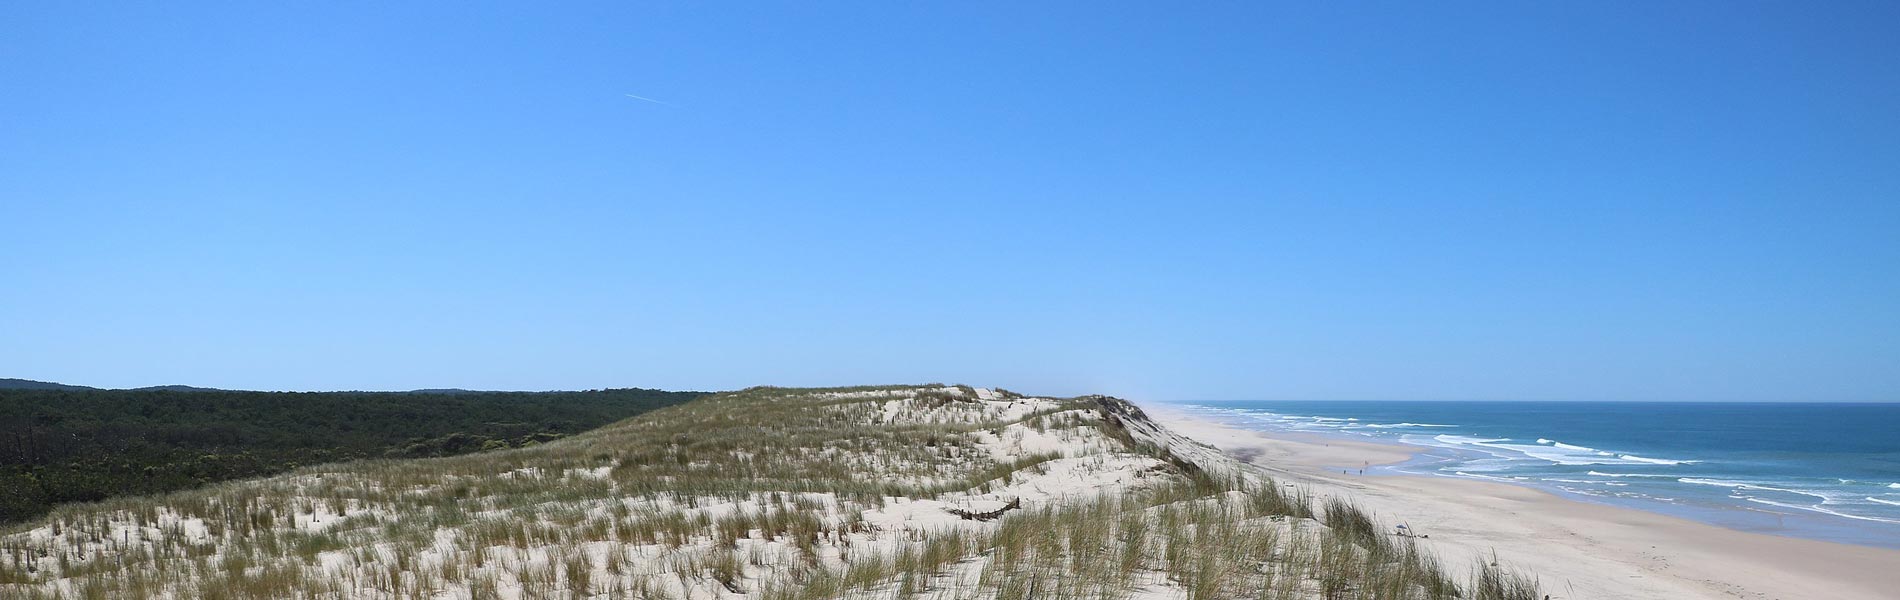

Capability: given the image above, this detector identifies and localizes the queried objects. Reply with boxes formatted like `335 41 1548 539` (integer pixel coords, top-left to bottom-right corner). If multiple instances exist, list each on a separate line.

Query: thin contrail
624 93 673 106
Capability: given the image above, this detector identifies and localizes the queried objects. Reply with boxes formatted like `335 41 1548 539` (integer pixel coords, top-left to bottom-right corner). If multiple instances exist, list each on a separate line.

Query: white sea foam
1522 444 1681 466
1448 458 1516 473
1587 471 1677 478
1430 434 1511 446
1554 485 1606 498
1890 483 1900 489
1868 497 1900 507
1679 478 1831 501
1428 437 1698 466
1509 444 1628 466
1449 471 1517 483
1619 454 1694 465
1532 439 1681 462
1745 498 1900 524
1538 439 1599 452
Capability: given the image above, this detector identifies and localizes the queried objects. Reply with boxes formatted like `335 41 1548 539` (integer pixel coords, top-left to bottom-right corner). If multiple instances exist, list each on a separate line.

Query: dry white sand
1147 405 1900 600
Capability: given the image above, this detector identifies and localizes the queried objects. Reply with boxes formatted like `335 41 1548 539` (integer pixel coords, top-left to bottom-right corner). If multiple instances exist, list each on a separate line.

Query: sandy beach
1146 405 1900 600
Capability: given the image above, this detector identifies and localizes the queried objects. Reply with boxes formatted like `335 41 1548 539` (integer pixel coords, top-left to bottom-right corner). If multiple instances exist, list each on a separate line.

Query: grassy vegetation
0 387 705 524
0 384 1539 599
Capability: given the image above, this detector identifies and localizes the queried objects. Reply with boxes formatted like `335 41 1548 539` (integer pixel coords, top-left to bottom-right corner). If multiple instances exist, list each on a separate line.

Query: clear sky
4 3 1897 401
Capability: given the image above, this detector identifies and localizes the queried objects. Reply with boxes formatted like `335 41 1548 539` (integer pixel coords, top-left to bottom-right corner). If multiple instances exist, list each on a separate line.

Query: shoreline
1145 403 1900 600
1273 420 1900 552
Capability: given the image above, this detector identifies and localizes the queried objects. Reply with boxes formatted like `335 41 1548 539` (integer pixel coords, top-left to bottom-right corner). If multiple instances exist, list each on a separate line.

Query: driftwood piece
946 498 1021 521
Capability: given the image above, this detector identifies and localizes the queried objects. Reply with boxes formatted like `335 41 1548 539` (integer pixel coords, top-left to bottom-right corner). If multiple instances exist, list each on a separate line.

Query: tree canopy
0 387 705 523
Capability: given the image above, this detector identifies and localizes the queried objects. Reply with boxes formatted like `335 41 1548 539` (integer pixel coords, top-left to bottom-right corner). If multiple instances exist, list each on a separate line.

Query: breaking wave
1171 403 1900 536
1587 471 1676 478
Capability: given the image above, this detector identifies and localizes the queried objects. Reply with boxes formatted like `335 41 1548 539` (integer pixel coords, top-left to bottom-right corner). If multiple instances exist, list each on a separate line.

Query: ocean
1172 401 1900 549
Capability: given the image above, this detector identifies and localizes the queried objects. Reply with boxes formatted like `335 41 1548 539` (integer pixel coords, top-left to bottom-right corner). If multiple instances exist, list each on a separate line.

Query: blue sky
3 3 1897 401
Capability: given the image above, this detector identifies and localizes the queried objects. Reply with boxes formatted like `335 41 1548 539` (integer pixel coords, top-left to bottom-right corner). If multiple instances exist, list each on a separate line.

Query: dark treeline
0 387 705 524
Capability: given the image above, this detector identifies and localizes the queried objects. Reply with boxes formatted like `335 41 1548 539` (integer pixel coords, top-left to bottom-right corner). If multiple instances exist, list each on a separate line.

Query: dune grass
0 384 1536 599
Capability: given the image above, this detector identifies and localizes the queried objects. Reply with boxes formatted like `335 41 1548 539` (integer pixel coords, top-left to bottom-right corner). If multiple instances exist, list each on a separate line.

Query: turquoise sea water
1172 401 1900 549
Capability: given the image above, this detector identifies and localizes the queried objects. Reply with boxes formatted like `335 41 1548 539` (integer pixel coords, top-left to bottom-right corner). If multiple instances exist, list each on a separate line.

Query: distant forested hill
0 379 97 391
0 387 706 523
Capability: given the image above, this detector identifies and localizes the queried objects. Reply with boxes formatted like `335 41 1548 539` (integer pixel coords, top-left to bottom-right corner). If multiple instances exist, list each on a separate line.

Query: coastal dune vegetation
0 385 1539 599
0 387 705 524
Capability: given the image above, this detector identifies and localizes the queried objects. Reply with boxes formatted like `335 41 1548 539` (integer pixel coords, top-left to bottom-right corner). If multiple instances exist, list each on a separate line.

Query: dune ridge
3 385 1537 599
